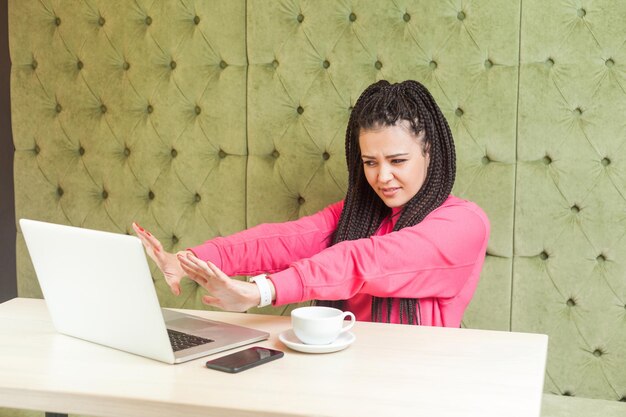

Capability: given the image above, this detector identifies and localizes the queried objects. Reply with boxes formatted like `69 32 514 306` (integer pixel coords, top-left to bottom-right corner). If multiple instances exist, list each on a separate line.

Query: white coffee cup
291 306 356 345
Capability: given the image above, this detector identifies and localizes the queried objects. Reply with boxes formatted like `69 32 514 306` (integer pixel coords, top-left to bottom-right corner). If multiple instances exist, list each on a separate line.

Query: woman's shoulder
431 195 490 226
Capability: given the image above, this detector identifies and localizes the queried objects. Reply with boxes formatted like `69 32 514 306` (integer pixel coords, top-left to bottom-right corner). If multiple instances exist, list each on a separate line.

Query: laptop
19 218 269 364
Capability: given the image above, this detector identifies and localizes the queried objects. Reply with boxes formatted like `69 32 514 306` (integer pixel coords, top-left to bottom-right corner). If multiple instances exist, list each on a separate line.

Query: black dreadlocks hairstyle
317 80 456 324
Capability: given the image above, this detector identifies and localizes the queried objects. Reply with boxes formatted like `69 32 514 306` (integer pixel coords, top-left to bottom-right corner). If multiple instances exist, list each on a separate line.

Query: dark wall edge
0 0 17 303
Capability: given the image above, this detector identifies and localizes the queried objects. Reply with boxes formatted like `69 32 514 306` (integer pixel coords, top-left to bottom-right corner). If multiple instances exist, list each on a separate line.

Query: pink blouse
190 195 490 327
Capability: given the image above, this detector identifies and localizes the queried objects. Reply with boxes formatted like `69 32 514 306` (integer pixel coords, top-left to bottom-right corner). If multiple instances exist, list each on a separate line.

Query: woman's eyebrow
361 153 409 159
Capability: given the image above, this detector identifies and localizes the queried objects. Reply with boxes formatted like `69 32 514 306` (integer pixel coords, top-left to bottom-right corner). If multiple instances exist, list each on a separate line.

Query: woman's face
358 123 430 208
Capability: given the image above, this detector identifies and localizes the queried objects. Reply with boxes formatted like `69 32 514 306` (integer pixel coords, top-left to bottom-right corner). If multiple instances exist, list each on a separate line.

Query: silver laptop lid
20 219 178 363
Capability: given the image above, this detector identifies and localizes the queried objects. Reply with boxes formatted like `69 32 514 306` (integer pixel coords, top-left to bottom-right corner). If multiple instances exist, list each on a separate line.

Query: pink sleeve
271 203 490 305
188 201 344 276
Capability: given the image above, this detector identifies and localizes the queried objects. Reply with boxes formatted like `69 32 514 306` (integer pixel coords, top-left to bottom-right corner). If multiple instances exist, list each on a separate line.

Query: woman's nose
378 165 393 182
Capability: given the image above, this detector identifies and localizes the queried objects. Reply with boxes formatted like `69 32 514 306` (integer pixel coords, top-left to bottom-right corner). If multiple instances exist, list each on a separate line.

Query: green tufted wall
246 0 519 329
514 0 626 401
10 0 249 310
7 0 626 413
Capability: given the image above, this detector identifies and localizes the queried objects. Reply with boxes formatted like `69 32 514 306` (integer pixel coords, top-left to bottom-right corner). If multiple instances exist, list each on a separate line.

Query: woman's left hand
176 252 260 312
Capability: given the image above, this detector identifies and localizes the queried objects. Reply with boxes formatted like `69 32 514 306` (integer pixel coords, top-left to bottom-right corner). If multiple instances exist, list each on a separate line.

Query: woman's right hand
132 222 187 296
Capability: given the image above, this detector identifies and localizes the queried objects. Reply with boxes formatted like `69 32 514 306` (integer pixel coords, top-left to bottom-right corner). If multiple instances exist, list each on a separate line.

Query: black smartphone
205 346 284 373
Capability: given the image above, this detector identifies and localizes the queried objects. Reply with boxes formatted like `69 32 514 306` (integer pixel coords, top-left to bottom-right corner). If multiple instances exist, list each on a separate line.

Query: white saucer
278 329 356 354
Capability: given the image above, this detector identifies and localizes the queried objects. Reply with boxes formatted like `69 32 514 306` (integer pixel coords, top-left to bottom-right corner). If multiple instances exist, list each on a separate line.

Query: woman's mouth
380 187 401 197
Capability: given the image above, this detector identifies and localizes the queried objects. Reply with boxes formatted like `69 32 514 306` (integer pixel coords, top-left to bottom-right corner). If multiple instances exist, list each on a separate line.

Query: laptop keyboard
167 329 214 352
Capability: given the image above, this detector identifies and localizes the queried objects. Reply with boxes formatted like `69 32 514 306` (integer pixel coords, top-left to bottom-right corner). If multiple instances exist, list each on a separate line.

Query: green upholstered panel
246 0 518 330
10 0 247 310
541 394 626 417
515 0 626 401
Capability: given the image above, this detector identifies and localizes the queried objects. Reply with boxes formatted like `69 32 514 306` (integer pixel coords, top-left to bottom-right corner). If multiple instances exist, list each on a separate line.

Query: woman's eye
391 159 407 164
362 160 376 167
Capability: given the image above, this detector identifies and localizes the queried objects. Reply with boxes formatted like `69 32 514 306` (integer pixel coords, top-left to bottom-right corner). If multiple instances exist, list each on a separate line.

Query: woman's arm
270 202 490 305
188 201 344 276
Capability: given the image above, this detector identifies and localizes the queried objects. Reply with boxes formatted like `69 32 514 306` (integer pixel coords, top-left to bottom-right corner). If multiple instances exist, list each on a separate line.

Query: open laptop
19 218 269 364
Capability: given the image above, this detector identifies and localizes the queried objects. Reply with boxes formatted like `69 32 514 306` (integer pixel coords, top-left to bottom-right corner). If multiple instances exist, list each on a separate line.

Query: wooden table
0 298 548 417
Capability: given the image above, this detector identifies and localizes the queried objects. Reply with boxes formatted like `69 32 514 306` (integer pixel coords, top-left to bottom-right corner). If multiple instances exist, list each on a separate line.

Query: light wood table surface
0 298 548 417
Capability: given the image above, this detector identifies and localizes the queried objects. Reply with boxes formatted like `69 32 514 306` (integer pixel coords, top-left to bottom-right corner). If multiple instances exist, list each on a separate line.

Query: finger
184 254 219 279
132 223 163 253
170 282 181 296
201 295 221 308
205 260 231 282
132 223 151 246
179 264 208 287
185 270 209 286
178 257 213 288
177 253 210 276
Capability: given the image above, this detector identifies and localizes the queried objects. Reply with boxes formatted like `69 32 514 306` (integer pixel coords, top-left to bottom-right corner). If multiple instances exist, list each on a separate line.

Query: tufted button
375 60 383 70
596 254 606 262
323 152 330 160
542 155 552 165
349 13 357 22
101 190 108 199
31 59 38 70
195 105 201 115
481 155 490 165
77 60 84 70
297 106 304 115
323 60 330 69
297 196 305 205
170 148 177 158
297 13 304 23
57 186 64 197
545 58 555 68
148 191 155 200
147 105 153 114
457 11 466 21
145 16 152 25
403 13 411 22
124 147 130 157
170 61 177 70
566 298 576 307
54 17 61 26
34 144 40 154
562 391 573 397
601 157 611 166
172 235 179 244
78 146 85 156
593 349 603 357
219 60 228 69
123 61 130 71
98 16 105 26
606 58 615 68
272 149 280 158
193 15 200 25
539 251 549 260
194 193 201 203
573 107 583 117
484 59 493 69
455 107 464 117
577 8 586 18
272 59 279 68
571 204 580 214
429 60 438 69
620 397 626 402
218 150 227 159
100 104 107 114
55 103 62 113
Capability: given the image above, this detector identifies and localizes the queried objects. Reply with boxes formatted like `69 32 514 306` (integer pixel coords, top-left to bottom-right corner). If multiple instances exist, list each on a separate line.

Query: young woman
133 80 490 327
